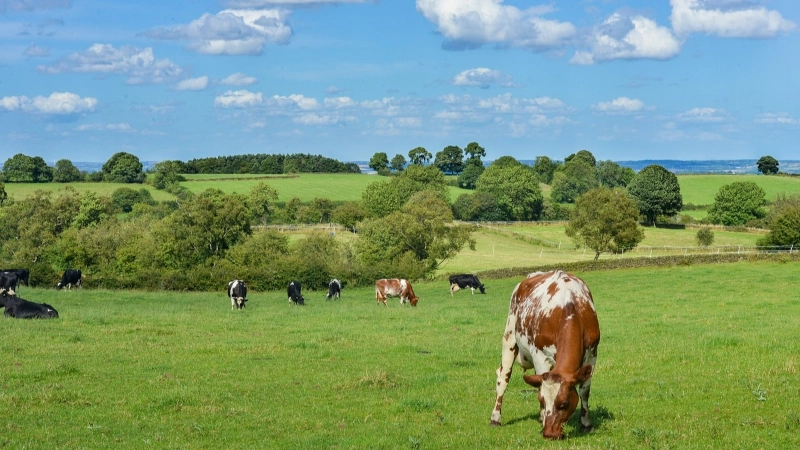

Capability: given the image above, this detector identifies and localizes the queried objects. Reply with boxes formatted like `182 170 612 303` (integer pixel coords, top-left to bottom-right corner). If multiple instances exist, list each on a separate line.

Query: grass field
180 173 473 203
678 174 800 205
1 182 176 203
2 261 798 448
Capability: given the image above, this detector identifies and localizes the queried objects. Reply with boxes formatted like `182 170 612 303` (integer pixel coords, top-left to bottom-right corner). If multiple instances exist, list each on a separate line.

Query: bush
696 228 714 246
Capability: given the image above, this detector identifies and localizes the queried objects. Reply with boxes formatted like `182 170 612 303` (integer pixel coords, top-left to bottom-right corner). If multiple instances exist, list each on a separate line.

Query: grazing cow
227 280 248 310
287 281 305 305
449 274 486 296
1 268 29 288
490 270 600 440
1 294 58 319
56 269 82 290
0 272 20 297
375 278 418 307
326 279 342 301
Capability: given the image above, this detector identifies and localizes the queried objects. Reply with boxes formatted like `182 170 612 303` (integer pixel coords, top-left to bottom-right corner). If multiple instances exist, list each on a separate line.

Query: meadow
677 174 800 205
2 261 798 449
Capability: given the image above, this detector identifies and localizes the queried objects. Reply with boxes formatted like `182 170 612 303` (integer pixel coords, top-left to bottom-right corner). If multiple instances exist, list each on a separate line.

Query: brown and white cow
375 278 418 307
490 270 600 440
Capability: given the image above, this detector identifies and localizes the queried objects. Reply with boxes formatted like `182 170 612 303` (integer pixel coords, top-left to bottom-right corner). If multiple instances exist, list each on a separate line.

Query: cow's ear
573 364 593 384
522 374 543 388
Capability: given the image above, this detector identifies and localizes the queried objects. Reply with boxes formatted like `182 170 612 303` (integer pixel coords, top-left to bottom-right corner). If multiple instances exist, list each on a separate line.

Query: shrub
696 228 715 246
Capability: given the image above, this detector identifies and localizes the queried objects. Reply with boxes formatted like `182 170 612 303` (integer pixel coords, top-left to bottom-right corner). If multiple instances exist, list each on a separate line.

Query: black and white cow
0 272 20 297
326 279 342 301
287 281 305 305
227 280 248 310
56 269 82 290
1 293 59 319
1 268 29 288
449 274 486 296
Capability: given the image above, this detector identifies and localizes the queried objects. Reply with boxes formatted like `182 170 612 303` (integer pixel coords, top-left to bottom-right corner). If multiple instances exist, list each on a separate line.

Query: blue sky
1 0 798 164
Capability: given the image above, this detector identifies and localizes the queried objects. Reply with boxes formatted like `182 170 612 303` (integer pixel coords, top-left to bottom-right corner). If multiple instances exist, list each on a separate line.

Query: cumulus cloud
670 0 795 38
452 67 514 88
38 44 183 84
144 9 292 55
0 0 70 13
224 0 371 5
755 112 798 125
214 89 264 107
593 96 646 112
476 93 570 114
293 113 356 125
221 72 257 86
571 13 681 65
268 94 319 110
416 0 576 51
175 76 209 91
0 91 97 114
24 42 49 57
678 107 725 122
324 96 355 108
75 123 132 132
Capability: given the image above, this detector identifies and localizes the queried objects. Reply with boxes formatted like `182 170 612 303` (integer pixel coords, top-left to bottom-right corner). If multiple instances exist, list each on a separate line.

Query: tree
756 156 779 175
490 156 523 169
247 182 279 226
73 191 109 228
369 152 389 174
150 160 186 189
707 181 766 226
532 156 559 184
331 202 367 232
452 192 503 221
2 153 52 182
390 154 407 172
565 150 596 167
626 164 683 225
434 145 465 175
102 152 145 183
565 187 644 260
757 205 800 248
476 162 543 220
550 160 599 203
361 165 449 217
597 160 635 188
0 183 6 205
408 147 432 166
457 159 484 189
696 228 715 246
464 142 486 161
111 187 155 213
53 159 83 183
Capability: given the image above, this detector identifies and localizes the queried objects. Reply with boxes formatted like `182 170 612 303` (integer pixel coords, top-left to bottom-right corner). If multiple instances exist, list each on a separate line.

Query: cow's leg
471 286 475 295
231 297 235 310
490 321 518 426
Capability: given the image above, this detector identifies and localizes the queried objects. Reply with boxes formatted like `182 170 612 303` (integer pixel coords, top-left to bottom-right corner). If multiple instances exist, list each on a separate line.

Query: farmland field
1 182 176 202
2 261 798 448
678 174 800 205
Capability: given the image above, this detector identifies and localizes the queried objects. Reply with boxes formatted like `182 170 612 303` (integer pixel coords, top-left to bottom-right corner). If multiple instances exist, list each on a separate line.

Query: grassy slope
2 261 798 448
2 182 176 202
678 174 800 205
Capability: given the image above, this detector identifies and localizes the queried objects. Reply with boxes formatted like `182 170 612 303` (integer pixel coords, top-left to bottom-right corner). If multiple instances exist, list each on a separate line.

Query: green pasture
180 173 472 203
678 174 800 206
2 261 798 448
1 182 176 202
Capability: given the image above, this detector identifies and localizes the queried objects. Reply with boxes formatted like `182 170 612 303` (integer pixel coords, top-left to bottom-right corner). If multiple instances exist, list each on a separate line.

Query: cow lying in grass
1 292 59 319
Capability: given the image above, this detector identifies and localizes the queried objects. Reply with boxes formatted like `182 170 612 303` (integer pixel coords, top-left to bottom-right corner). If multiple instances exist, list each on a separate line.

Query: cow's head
236 298 247 309
522 365 593 440
297 295 305 305
410 294 418 307
56 282 63 290
479 284 486 294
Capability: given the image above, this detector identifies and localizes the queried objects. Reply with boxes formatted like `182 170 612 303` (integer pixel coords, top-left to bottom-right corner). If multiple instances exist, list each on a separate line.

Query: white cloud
224 0 370 5
452 67 514 88
755 112 799 125
529 114 571 127
176 76 209 91
670 0 796 38
24 43 49 57
476 93 571 114
76 123 132 132
416 0 576 50
324 96 355 108
214 89 264 107
38 44 183 84
293 113 357 125
0 92 97 114
145 9 292 55
678 107 725 122
0 0 70 13
268 94 319 110
593 96 646 112
221 72 257 86
571 13 681 65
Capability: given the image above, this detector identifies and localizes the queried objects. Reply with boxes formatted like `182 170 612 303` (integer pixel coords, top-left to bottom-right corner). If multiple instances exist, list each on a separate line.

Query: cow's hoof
489 420 501 427
579 424 593 433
